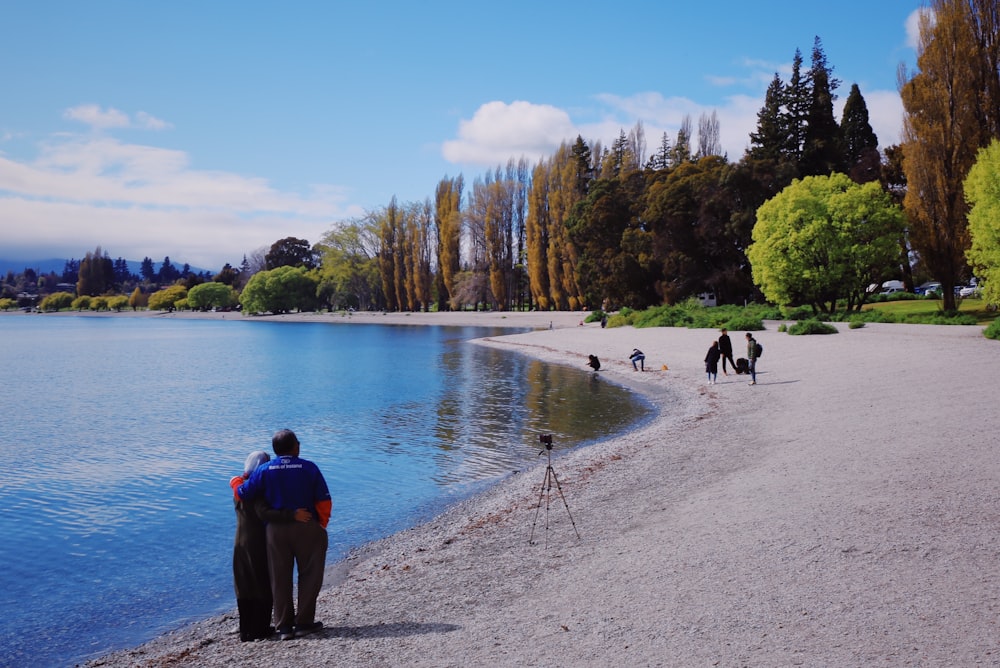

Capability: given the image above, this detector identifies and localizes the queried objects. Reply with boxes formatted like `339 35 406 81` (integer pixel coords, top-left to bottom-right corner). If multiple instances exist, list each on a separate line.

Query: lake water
0 315 651 667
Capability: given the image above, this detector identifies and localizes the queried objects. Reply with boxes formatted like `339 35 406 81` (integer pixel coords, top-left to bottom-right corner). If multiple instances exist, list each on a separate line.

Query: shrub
984 318 1000 340
585 310 605 324
777 323 788 332
848 317 866 329
724 314 766 331
781 305 815 320
788 319 838 335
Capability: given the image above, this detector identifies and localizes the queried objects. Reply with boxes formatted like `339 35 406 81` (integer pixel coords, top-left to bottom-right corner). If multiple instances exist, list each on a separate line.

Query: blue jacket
238 455 331 524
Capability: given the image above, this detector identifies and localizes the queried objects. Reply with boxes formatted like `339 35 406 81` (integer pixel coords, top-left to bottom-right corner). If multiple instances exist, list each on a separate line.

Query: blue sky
1 1 923 271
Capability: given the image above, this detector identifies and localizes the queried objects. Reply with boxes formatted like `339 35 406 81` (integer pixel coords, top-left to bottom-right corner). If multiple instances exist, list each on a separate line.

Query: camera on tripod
538 433 553 449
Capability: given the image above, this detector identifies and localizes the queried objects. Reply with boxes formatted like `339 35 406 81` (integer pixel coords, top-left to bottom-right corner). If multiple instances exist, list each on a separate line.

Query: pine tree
840 83 881 183
748 74 790 162
801 37 844 176
784 49 808 164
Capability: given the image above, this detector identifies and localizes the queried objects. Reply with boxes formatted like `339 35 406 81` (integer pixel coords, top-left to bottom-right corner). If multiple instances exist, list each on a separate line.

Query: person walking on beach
233 430 332 641
229 450 311 642
746 332 759 385
718 328 736 376
705 340 721 384
629 348 646 371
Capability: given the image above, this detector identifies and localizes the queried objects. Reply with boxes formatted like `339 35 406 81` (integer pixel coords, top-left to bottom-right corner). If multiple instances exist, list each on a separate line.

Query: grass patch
862 297 994 324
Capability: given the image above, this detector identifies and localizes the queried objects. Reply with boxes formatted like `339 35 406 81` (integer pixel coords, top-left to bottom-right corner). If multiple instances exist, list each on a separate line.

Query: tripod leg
528 467 552 545
547 467 581 540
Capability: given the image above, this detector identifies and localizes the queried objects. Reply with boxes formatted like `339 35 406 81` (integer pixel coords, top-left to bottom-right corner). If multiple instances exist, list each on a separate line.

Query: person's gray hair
243 450 271 476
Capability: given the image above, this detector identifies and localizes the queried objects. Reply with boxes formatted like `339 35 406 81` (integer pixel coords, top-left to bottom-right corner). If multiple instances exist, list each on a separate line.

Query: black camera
538 434 553 448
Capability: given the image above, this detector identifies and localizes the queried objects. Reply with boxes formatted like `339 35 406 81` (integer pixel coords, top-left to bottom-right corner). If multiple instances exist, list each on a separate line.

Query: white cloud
63 105 131 129
444 78 903 172
63 105 172 131
135 111 173 131
0 133 362 269
858 89 904 149
441 101 576 165
906 8 929 50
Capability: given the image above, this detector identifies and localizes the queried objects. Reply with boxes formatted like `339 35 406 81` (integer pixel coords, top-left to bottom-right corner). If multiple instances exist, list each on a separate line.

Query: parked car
917 282 941 296
958 285 980 298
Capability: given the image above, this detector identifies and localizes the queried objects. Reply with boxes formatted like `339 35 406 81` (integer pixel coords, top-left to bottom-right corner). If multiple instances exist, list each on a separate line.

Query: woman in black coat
705 340 722 385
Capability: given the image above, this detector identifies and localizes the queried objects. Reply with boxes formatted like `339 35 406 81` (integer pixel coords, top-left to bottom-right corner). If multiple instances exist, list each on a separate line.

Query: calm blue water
0 315 651 667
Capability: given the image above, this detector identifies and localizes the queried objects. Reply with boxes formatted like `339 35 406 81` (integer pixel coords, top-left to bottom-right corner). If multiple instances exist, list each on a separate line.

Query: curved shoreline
85 314 1000 666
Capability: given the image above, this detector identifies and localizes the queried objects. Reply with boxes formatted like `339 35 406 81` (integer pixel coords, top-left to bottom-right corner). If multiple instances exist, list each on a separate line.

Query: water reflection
0 316 650 667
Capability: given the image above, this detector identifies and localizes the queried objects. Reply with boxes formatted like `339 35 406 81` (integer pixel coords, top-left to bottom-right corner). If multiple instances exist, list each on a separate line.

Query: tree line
6 2 999 318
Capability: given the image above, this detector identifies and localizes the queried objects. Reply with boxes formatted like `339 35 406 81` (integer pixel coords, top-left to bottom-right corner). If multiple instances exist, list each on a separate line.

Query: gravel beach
83 311 1000 667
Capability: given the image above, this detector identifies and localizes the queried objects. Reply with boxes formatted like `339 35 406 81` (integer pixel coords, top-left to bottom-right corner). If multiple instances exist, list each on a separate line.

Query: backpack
754 342 763 358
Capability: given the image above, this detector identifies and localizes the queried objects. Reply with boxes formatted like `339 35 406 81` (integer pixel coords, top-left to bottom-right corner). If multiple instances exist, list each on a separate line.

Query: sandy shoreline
81 311 1000 667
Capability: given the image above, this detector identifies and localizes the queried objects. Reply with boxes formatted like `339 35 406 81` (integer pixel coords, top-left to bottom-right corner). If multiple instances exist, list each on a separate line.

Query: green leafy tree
316 218 382 311
0 297 15 310
40 291 74 311
239 266 318 315
187 282 238 310
748 173 905 313
965 139 1000 306
265 237 316 270
107 295 129 312
71 295 92 311
567 174 655 309
148 285 187 311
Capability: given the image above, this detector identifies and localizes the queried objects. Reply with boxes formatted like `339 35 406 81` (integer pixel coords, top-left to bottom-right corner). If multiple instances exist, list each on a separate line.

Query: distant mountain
0 258 210 278
0 258 69 276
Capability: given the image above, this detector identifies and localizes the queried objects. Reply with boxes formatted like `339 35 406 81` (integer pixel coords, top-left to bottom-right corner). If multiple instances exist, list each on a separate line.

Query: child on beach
705 341 721 384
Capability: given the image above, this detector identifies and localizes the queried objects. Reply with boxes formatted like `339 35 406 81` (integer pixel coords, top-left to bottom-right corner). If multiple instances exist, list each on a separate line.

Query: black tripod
529 435 581 546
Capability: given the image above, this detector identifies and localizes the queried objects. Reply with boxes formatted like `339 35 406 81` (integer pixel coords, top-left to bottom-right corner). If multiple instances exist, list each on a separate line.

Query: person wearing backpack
745 332 760 385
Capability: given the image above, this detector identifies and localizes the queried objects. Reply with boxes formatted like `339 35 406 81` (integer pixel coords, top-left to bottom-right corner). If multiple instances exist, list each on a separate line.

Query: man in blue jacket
233 429 332 640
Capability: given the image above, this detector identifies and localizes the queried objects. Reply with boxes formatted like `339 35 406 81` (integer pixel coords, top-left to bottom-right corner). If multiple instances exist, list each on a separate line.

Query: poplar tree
76 247 114 296
899 0 996 309
526 159 553 309
434 176 463 311
376 199 400 311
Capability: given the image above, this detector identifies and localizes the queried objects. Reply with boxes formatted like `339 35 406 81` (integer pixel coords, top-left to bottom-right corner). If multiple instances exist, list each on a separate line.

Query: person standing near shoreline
718 328 736 376
229 450 311 642
746 332 759 385
233 430 332 640
704 341 721 384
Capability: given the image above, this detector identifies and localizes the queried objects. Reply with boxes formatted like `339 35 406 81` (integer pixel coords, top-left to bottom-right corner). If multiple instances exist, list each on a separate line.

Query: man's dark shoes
278 626 295 641
294 621 323 638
